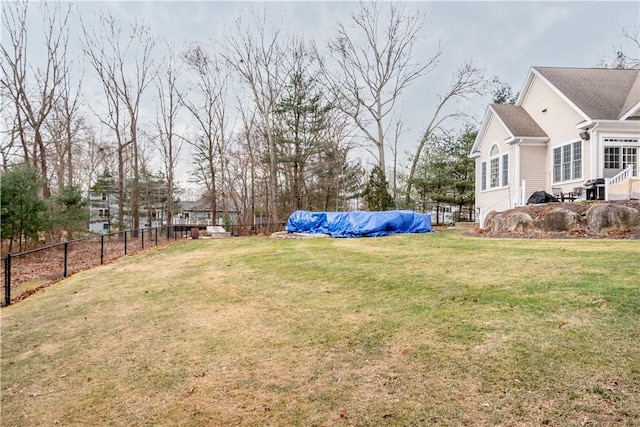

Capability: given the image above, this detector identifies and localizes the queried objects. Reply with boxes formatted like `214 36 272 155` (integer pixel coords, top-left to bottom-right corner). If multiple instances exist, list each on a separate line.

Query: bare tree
45 54 84 190
154 44 183 228
181 43 232 224
81 12 156 231
597 24 640 69
388 116 406 201
1 1 72 198
220 9 285 226
323 2 440 175
231 105 260 226
405 61 485 204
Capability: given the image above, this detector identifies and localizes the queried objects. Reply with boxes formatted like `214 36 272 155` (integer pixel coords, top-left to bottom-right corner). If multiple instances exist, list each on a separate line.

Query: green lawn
1 231 639 426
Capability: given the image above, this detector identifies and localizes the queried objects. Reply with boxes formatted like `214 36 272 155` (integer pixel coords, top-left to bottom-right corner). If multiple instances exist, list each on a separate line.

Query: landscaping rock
586 204 640 233
472 201 640 239
535 207 582 232
489 211 535 233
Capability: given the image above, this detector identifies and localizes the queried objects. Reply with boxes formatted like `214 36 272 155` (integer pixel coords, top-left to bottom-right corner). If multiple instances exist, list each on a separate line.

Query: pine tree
1 164 49 252
365 166 394 211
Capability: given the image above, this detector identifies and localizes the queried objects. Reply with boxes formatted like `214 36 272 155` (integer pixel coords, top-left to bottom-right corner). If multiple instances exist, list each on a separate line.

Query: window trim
603 138 639 177
552 140 582 183
482 144 509 191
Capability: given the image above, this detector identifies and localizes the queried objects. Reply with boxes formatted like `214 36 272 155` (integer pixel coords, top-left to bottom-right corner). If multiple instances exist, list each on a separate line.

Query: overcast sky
8 0 640 187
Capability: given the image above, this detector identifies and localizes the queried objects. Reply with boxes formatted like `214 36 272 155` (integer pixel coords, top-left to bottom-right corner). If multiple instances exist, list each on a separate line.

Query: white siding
521 76 587 191
475 114 518 226
584 142 592 181
520 145 547 194
521 76 585 144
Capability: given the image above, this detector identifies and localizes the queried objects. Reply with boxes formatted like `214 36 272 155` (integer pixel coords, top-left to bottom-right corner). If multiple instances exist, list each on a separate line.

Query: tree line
4 1 555 250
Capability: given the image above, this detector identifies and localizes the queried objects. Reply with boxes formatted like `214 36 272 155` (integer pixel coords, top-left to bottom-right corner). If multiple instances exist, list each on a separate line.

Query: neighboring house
89 188 166 234
471 66 640 227
173 200 241 227
88 171 167 234
88 188 118 234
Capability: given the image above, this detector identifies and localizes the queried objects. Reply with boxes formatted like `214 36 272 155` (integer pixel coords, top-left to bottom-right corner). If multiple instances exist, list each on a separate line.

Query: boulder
484 210 499 230
489 211 535 233
586 204 640 233
535 208 581 232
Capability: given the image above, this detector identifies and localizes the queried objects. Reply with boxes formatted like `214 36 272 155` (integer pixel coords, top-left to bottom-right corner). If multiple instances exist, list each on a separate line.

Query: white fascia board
530 67 591 123
588 120 640 132
471 107 494 155
514 67 535 106
576 120 593 130
620 100 640 120
519 137 549 146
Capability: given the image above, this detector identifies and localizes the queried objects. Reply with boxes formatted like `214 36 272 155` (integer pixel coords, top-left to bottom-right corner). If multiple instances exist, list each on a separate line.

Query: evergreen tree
410 126 476 223
365 165 394 211
1 164 49 252
448 126 477 221
51 186 89 240
274 70 331 212
491 78 518 105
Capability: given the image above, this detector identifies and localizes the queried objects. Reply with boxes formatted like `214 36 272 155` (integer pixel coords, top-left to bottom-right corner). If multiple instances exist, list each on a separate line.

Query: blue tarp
285 210 433 238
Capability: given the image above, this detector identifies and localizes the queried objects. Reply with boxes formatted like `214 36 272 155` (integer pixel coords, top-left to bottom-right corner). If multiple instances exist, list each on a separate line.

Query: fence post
63 242 69 277
141 228 145 249
155 227 158 245
100 235 105 265
124 231 128 255
4 254 11 306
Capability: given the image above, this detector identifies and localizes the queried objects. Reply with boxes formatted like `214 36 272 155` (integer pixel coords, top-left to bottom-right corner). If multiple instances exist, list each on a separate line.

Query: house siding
475 114 517 226
521 76 585 145
520 145 547 195
521 76 588 191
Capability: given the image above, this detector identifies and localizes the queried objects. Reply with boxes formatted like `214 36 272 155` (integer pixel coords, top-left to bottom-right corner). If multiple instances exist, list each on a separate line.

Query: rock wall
482 201 640 239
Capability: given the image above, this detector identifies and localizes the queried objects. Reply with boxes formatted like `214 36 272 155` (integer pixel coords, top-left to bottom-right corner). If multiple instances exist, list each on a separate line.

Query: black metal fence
1 226 193 306
1 222 288 307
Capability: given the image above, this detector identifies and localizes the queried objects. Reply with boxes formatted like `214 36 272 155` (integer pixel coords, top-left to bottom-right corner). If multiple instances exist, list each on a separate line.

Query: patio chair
571 186 583 200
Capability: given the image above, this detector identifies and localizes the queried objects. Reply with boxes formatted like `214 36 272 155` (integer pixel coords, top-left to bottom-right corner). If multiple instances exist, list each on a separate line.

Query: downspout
515 141 521 205
589 123 600 179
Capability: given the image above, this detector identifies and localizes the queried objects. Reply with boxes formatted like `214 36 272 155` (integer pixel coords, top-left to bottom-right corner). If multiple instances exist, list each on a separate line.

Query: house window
572 141 582 180
98 209 109 217
604 147 620 169
103 223 109 230
483 144 508 190
481 162 487 191
490 157 499 187
623 148 637 176
604 138 639 177
502 154 509 186
101 193 107 201
553 141 582 183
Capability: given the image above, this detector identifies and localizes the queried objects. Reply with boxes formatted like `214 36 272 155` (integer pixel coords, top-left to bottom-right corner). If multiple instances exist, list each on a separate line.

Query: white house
88 188 118 234
470 66 640 227
173 200 241 227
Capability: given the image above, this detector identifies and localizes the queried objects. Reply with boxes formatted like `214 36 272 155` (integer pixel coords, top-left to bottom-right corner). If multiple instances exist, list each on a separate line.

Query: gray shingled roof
534 67 640 119
491 104 548 138
179 200 211 211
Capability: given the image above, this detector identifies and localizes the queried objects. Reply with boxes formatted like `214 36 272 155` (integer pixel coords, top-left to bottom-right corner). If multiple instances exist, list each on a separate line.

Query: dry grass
1 231 639 426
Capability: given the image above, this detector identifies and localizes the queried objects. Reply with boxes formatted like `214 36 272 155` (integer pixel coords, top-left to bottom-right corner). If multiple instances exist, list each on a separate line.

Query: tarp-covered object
286 210 433 238
527 191 559 204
